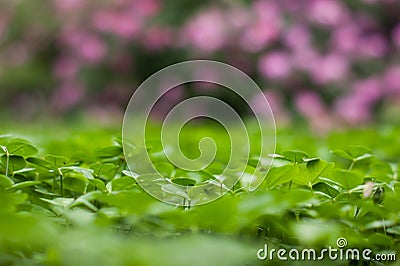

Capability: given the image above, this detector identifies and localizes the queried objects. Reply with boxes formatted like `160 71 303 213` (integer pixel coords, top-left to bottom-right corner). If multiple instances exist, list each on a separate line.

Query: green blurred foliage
0 123 399 265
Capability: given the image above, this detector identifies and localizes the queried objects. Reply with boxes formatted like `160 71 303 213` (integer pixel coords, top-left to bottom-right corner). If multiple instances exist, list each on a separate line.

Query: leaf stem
5 153 9 178
348 160 355 171
382 215 387 236
309 182 314 195
58 168 64 197
60 175 63 196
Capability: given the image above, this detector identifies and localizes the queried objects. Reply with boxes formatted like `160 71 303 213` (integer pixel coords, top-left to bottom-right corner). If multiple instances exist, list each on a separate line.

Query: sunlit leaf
282 150 309 163
60 166 94 180
0 174 14 188
330 170 364 190
10 181 41 190
27 157 55 170
6 141 38 157
171 177 197 186
93 146 123 158
1 155 26 173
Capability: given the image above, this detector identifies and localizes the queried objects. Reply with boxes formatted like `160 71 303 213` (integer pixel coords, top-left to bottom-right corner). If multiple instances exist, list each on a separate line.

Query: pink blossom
251 90 278 114
330 23 360 54
240 1 281 52
53 56 79 79
53 0 85 11
92 11 140 39
361 0 379 3
259 51 291 80
60 28 106 63
251 90 291 126
109 53 133 72
51 82 84 111
361 0 398 3
151 85 185 120
78 35 106 62
109 15 141 40
181 9 227 52
195 82 220 91
95 0 161 40
192 65 222 90
239 20 280 52
261 91 282 115
362 0 397 3
354 14 377 29
161 85 184 102
227 57 252 75
352 77 382 104
392 23 400 48
226 8 249 30
284 24 311 50
60 29 82 47
295 91 333 133
334 96 371 124
92 11 115 32
60 30 106 62
281 0 307 12
383 66 400 93
308 0 349 27
141 27 172 51
253 0 280 22
129 0 161 17
310 53 349 84
357 33 387 58
292 47 318 71
295 91 326 117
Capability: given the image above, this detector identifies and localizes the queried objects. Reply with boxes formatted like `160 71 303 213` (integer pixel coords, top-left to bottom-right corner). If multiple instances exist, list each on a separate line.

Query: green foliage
0 126 399 265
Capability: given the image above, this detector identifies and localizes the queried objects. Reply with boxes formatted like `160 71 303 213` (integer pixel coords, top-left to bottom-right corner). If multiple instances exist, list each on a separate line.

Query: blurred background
1 0 400 132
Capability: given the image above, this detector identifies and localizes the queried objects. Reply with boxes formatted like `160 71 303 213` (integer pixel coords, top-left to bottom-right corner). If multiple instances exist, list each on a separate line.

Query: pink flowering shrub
0 0 400 127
